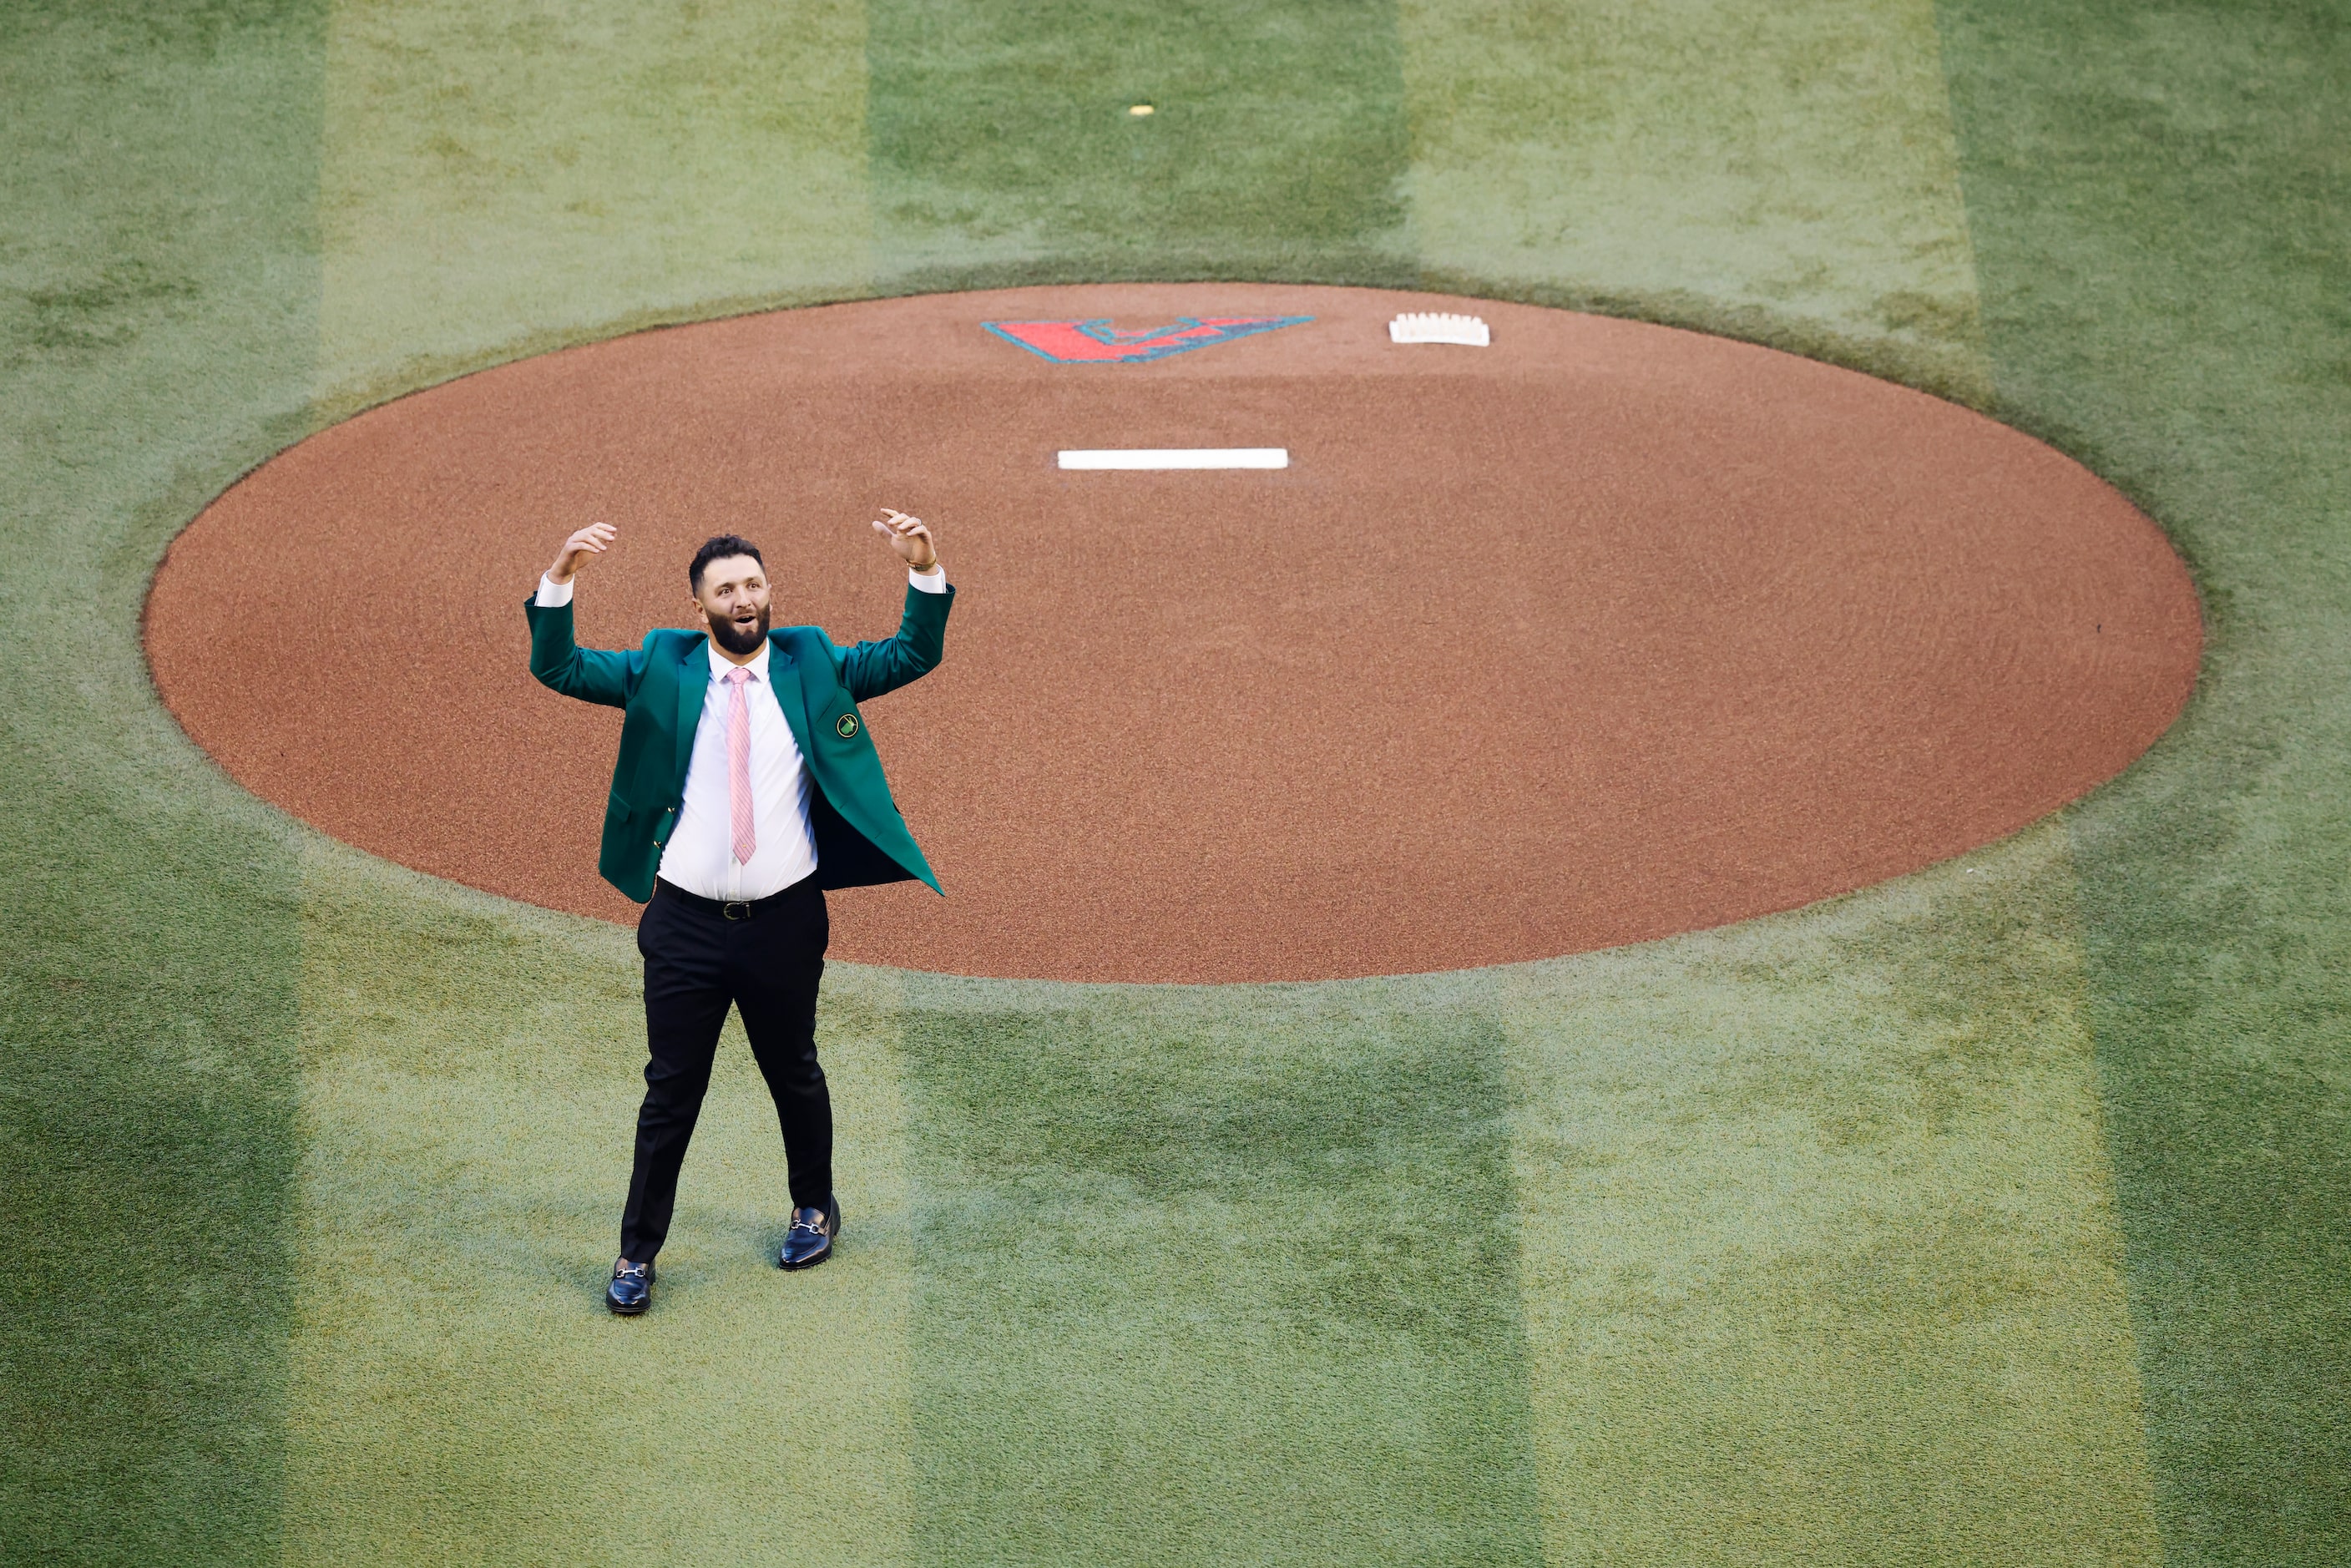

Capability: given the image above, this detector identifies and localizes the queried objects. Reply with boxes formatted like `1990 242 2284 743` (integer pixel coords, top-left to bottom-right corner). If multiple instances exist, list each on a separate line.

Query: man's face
692 554 771 656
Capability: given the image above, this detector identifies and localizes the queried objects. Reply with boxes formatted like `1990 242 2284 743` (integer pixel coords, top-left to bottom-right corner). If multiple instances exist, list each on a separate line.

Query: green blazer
525 582 953 902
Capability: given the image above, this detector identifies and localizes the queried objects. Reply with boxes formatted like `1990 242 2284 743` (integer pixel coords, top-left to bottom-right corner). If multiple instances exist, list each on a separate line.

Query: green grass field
3 0 2345 1561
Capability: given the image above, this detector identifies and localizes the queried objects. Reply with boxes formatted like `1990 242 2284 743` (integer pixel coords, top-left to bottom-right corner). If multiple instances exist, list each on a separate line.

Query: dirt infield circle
148 286 2200 983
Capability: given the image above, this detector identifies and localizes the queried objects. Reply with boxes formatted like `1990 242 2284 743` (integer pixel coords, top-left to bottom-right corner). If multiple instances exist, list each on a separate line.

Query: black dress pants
619 875 831 1263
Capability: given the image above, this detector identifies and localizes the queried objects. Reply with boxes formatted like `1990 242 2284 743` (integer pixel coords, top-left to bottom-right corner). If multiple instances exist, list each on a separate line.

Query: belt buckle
722 900 753 921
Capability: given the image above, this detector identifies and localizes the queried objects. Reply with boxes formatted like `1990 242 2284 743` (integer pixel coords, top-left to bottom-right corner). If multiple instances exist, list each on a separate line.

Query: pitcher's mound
147 286 2200 983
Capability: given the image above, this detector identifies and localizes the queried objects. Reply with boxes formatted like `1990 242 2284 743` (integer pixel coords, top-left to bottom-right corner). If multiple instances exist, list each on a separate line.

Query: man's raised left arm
837 508 953 701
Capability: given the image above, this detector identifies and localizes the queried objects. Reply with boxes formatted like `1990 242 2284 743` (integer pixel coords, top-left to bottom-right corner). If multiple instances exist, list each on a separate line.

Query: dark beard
707 604 770 656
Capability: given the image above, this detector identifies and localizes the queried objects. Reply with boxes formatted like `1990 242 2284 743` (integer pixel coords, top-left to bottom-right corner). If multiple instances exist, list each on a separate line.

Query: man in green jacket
526 511 952 1314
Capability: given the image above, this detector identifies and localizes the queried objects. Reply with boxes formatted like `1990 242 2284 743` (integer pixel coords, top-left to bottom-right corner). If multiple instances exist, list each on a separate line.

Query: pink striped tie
724 667 756 864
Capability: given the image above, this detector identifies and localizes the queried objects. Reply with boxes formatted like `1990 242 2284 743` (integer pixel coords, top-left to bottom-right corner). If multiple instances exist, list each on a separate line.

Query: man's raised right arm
525 522 636 708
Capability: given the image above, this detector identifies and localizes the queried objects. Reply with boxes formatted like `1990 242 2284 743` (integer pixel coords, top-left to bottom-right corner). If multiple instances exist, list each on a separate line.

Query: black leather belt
655 875 817 921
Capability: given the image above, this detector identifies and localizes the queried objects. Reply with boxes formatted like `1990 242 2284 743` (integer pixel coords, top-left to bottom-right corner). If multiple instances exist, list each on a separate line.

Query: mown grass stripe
279 6 902 1558
897 978 1545 1568
0 3 329 1559
1398 0 1995 402
285 854 920 1565
315 0 875 411
1937 1 2351 1557
867 0 1416 288
1501 826 2161 1564
1393 7 2166 1554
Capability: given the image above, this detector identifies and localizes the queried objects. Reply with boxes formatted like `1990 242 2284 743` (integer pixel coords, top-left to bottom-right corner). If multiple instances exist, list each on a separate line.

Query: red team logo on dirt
983 315 1312 363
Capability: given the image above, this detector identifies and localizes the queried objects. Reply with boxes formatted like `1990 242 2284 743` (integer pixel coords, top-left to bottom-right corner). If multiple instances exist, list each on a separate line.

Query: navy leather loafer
606 1257 654 1315
778 1194 841 1271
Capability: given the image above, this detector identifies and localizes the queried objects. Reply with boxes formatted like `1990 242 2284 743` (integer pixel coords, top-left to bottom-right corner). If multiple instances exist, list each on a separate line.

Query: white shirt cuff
909 565 947 594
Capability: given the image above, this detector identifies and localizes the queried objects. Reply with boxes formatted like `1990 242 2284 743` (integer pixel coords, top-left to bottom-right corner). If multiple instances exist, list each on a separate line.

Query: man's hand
549 521 615 584
872 508 940 574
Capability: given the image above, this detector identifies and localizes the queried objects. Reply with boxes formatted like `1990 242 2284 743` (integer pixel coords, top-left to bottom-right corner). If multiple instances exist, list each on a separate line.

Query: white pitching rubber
1057 448 1290 470
1388 312 1490 346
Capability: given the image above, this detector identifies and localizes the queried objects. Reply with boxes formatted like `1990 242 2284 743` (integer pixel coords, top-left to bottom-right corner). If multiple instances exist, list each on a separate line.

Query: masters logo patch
983 316 1312 364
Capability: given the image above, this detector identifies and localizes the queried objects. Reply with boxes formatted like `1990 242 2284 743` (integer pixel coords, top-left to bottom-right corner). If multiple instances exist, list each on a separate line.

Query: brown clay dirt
145 285 2202 983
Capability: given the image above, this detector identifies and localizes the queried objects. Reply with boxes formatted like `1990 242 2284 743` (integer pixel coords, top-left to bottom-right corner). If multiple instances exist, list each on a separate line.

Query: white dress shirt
536 565 946 900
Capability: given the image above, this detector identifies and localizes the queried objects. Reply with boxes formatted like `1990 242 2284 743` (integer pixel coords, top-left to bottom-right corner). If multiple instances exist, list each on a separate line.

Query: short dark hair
689 534 764 594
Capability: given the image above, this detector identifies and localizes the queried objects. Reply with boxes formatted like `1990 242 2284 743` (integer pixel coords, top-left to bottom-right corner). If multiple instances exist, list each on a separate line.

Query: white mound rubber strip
1057 448 1290 470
